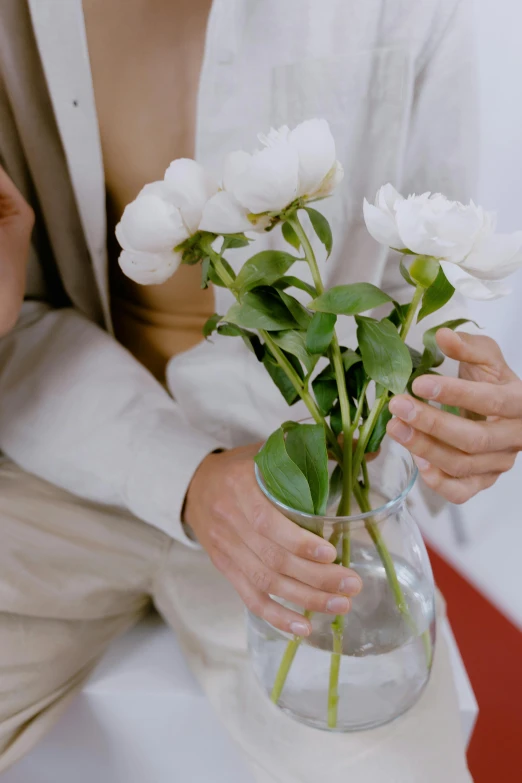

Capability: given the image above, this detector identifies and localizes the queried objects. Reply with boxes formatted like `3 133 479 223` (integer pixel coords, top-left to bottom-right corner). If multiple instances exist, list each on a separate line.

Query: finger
415 464 501 505
211 526 359 611
276 548 362 596
389 394 522 453
412 374 522 420
244 495 337 563
435 329 512 377
386 417 517 478
213 556 314 636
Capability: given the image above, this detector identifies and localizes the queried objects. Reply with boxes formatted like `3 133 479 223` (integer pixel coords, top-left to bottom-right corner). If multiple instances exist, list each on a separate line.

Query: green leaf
217 323 264 360
201 257 211 289
221 234 251 250
225 288 299 331
312 364 338 415
330 403 342 437
271 330 317 374
208 258 236 287
421 318 478 369
274 276 317 298
417 266 455 323
305 207 333 256
389 301 410 328
255 428 315 514
282 221 301 251
262 350 303 405
306 312 337 355
310 283 392 315
400 257 416 287
366 402 392 453
203 313 222 339
328 464 343 507
232 250 298 294
278 290 312 329
407 344 424 371
356 316 412 394
342 348 362 373
285 423 329 515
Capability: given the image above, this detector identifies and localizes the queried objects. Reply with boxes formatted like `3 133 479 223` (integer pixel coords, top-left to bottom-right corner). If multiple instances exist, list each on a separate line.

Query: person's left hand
386 328 522 504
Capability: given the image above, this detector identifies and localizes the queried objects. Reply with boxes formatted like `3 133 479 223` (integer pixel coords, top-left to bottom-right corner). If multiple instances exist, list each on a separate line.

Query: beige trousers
0 460 473 782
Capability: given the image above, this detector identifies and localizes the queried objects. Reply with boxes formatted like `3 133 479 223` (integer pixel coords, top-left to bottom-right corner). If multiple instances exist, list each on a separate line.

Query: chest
83 0 211 215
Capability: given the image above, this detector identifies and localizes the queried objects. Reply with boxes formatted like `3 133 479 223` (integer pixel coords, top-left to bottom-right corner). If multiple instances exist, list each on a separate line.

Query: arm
0 164 33 335
0 302 225 544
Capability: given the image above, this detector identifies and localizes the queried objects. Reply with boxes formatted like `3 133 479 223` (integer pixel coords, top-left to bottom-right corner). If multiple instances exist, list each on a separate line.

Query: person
0 1 521 780
0 165 32 335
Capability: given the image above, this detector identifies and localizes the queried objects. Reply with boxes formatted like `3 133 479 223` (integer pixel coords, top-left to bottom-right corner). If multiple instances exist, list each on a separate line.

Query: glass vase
248 439 436 732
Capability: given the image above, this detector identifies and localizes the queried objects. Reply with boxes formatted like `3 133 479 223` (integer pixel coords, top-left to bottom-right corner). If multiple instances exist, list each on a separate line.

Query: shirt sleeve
0 301 224 545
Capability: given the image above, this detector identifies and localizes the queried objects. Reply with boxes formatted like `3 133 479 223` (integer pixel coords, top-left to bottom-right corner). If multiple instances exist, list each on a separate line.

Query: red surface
427 546 522 782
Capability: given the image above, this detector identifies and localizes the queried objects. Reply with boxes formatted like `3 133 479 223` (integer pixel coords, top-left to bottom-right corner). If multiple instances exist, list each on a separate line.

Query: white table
3 613 477 783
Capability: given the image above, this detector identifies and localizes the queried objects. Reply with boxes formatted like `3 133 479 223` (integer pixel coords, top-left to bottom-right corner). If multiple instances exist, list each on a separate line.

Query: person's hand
387 329 521 503
0 164 33 335
184 444 362 637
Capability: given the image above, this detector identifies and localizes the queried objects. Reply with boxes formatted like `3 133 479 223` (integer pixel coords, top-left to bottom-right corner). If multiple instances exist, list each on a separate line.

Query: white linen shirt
0 0 477 543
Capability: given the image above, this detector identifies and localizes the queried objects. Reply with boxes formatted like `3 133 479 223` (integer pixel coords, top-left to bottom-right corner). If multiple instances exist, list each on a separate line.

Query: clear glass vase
248 439 436 732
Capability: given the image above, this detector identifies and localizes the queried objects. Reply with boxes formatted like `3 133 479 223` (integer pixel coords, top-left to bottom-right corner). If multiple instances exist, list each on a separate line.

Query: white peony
364 185 522 300
200 119 344 234
116 159 219 285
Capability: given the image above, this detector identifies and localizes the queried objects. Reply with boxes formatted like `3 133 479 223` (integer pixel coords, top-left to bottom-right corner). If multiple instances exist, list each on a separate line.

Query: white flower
200 119 344 234
116 159 219 285
118 248 182 285
364 185 522 300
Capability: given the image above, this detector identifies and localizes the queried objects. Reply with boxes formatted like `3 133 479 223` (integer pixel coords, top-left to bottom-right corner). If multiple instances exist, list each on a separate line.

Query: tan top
83 0 214 381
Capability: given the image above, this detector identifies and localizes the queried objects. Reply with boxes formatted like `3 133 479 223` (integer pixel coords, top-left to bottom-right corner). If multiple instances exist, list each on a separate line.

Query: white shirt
0 0 477 542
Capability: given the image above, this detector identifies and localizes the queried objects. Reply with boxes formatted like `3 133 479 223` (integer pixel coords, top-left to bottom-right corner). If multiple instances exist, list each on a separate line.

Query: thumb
435 328 516 382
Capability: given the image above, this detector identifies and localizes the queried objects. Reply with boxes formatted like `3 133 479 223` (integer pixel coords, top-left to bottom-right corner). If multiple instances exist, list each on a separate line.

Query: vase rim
254 442 418 524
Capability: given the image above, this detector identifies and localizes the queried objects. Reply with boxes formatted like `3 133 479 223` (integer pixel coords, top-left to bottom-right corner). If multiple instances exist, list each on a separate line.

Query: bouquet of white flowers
117 118 522 730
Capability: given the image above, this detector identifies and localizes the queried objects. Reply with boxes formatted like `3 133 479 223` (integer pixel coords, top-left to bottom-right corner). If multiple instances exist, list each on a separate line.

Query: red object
428 546 522 782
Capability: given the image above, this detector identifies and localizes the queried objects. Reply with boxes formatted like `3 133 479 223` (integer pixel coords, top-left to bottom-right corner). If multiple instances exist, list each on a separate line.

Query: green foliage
202 312 222 339
356 316 412 394
282 221 301 251
232 250 298 294
271 330 317 374
365 403 392 453
225 288 300 331
201 257 211 289
305 207 333 256
255 428 315 514
421 318 477 368
417 266 455 323
221 234 251 250
442 404 461 416
207 258 236 287
312 364 339 415
278 290 312 329
310 283 392 315
306 312 337 355
262 349 303 405
273 276 317 298
284 423 329 515
399 256 416 287
217 323 264 360
388 301 410 327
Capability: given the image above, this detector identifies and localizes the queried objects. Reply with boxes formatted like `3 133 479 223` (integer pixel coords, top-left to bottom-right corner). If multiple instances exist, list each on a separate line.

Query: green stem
270 610 313 704
289 212 353 728
400 283 425 339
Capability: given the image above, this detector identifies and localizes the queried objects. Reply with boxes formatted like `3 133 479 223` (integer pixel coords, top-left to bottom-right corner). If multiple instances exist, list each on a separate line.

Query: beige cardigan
0 0 477 542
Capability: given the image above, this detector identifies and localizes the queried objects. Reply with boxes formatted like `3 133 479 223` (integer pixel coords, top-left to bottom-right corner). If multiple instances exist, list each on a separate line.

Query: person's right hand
0 164 33 336
184 444 362 637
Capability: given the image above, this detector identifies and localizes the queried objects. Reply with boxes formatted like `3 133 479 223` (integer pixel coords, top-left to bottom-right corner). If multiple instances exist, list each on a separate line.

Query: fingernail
412 377 441 400
314 544 335 562
339 576 362 595
388 419 413 443
414 455 431 471
389 397 416 421
290 621 310 637
326 596 351 613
